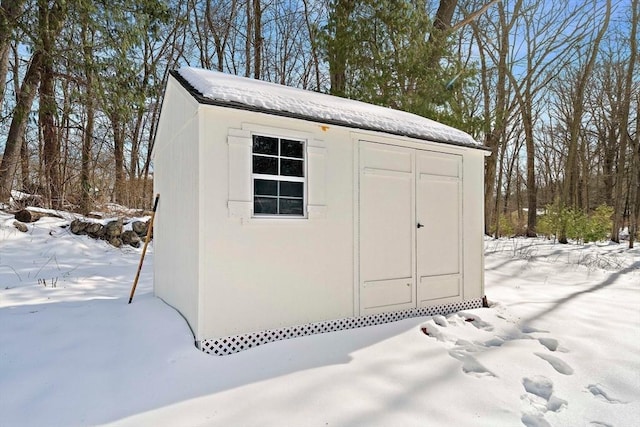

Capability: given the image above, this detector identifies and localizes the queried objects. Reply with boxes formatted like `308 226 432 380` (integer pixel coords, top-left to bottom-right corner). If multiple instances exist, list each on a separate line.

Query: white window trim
227 123 327 221
251 133 308 218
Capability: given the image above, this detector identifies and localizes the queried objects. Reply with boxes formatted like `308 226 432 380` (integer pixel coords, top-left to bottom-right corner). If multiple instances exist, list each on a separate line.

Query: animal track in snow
534 352 574 375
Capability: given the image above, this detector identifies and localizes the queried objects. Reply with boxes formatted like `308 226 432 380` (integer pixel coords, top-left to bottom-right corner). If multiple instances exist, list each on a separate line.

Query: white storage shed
153 67 490 355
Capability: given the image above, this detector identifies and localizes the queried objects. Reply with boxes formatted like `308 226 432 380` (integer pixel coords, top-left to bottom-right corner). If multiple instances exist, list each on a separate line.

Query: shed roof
173 67 487 150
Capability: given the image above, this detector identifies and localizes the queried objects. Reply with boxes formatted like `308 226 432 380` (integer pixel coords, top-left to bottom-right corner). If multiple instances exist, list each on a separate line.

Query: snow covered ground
1 211 638 427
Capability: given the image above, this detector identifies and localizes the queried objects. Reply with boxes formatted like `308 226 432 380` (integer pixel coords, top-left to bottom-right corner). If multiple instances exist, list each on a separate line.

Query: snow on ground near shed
1 211 639 427
178 67 479 147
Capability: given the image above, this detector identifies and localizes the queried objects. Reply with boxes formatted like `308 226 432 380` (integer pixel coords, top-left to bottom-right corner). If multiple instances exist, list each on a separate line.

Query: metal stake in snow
128 194 159 304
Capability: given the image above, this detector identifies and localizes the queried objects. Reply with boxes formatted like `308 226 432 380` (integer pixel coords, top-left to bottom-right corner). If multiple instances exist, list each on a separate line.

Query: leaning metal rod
128 194 159 304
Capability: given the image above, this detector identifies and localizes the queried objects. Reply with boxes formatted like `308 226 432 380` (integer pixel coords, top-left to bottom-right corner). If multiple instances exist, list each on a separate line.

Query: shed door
359 142 416 315
415 151 462 306
359 142 462 316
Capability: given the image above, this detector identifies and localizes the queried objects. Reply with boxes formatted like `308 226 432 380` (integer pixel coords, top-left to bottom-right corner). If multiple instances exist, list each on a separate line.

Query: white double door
359 141 463 316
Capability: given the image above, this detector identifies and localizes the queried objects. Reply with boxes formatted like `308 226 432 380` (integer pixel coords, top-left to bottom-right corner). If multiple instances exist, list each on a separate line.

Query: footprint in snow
537 337 559 351
459 312 494 331
483 336 505 347
523 376 554 400
433 315 448 327
449 349 496 378
420 323 445 342
534 352 574 375
421 318 497 378
537 337 570 353
587 384 627 404
521 376 567 427
521 325 549 334
521 413 551 427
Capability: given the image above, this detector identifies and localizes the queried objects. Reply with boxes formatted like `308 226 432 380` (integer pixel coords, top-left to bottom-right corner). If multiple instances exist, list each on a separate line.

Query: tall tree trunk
40 61 61 209
493 132 505 237
302 0 322 90
327 0 355 97
523 102 537 236
633 96 640 248
560 0 611 243
0 52 42 202
630 125 640 248
611 0 637 243
472 1 513 235
602 125 618 206
20 136 29 190
0 0 26 106
38 0 66 209
476 38 500 234
113 118 126 204
245 0 252 77
426 0 457 68
80 18 94 215
253 0 261 80
205 0 237 72
0 40 9 106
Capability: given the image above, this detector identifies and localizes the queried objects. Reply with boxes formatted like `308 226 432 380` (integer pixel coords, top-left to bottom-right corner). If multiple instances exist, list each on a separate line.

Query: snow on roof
176 67 484 149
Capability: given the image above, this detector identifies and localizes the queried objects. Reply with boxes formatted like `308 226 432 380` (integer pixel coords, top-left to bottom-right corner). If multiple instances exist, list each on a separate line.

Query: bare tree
469 0 521 235
555 0 611 242
0 53 42 202
629 94 640 248
471 0 602 237
611 0 638 243
302 0 325 90
0 0 26 108
38 0 68 209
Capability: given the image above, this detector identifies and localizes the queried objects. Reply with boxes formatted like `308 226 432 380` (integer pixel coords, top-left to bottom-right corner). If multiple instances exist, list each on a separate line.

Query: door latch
417 223 424 228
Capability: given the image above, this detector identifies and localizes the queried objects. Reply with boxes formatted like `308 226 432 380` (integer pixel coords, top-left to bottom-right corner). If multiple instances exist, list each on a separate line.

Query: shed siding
153 80 201 337
461 149 486 300
198 107 355 339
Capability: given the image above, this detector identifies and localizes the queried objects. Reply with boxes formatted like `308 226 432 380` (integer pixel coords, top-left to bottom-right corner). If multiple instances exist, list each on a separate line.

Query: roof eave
169 70 492 153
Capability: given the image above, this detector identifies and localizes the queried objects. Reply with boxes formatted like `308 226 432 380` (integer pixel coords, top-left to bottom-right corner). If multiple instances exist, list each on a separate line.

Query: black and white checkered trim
198 298 483 356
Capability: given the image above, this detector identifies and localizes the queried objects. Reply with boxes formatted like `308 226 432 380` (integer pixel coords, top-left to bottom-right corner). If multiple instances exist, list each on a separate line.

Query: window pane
280 181 303 197
280 159 304 177
253 135 278 155
253 156 278 175
254 179 277 196
281 139 304 158
279 198 304 215
254 197 277 214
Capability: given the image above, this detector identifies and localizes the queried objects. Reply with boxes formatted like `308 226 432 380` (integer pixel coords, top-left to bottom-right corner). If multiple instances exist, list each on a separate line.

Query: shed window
252 135 305 216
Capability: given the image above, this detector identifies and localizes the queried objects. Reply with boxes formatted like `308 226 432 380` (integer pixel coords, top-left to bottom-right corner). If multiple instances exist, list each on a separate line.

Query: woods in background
0 0 638 245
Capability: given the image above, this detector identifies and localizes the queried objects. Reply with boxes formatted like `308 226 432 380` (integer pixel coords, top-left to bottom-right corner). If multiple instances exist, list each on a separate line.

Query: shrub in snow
538 202 613 243
585 205 614 243
498 214 515 237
